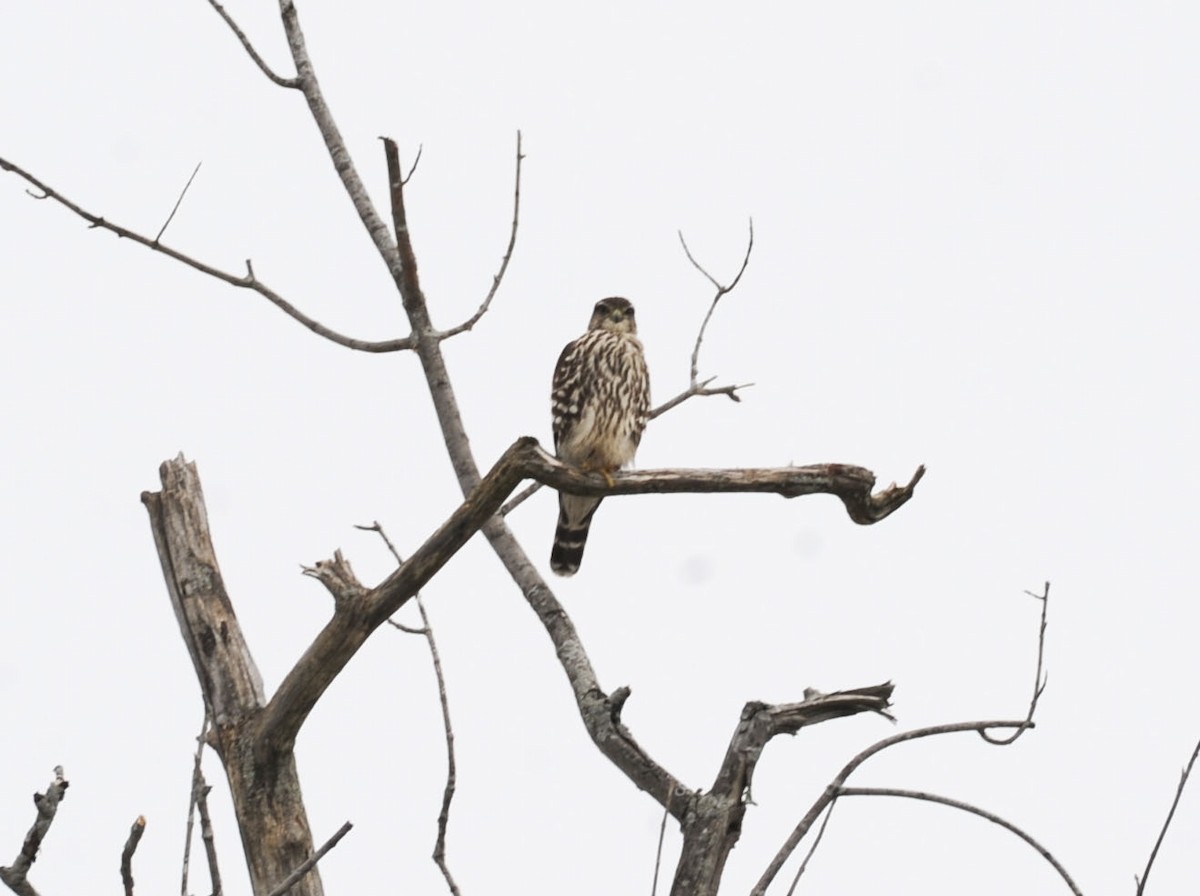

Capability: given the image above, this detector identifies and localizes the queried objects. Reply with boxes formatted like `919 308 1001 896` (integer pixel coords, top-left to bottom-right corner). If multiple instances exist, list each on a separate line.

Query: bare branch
839 787 1082 896
752 720 1030 895
981 582 1051 746
155 161 203 243
439 131 525 339
0 767 69 896
265 821 352 896
1135 735 1200 895
484 515 691 817
206 0 299 87
648 379 752 421
120 816 146 896
0 155 413 353
279 3 406 295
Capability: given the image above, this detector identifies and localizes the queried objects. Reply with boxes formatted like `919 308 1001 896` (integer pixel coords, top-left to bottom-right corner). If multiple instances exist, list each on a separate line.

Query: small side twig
359 521 462 895
155 162 202 244
439 131 524 339
264 822 352 896
180 712 210 896
1135 735 1200 895
981 582 1051 746
0 766 69 896
785 800 836 895
120 817 146 896
196 777 223 896
839 787 1082 895
205 0 300 88
649 782 674 896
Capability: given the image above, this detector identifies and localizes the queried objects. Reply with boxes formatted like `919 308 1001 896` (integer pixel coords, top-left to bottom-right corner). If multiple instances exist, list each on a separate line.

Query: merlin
550 297 651 576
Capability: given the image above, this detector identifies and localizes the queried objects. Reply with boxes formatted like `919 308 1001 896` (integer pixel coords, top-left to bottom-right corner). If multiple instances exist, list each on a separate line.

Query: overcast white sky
2 2 1198 894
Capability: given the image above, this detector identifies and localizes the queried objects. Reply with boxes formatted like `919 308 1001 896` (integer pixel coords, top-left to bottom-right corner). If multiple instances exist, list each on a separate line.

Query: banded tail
550 494 603 576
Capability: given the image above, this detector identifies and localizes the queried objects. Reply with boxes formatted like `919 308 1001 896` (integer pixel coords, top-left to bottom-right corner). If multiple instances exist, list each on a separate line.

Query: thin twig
359 521 462 895
1135 735 1200 895
205 0 299 87
752 720 1029 895
497 481 540 517
120 817 146 896
180 713 210 896
981 582 1051 746
439 131 524 339
785 800 836 895
264 821 352 896
155 162 203 243
417 593 462 896
402 144 424 186
839 787 1082 896
0 767 69 896
0 156 413 353
678 218 754 383
196 778 223 896
650 783 674 896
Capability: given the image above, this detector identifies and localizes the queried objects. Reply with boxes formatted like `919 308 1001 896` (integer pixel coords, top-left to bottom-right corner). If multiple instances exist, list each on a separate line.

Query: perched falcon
550 297 651 576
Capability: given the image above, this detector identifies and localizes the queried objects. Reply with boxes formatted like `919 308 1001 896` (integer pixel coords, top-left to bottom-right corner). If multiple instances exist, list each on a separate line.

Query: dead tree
12 4 1177 896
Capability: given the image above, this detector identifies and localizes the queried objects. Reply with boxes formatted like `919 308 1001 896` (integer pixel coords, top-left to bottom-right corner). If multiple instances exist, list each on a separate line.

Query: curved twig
0 155 414 353
207 0 299 88
838 787 1082 896
785 800 837 895
439 131 524 340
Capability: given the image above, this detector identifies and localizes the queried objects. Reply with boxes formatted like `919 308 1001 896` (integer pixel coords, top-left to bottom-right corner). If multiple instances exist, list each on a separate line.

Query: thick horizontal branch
261 438 923 754
0 155 412 353
524 443 925 525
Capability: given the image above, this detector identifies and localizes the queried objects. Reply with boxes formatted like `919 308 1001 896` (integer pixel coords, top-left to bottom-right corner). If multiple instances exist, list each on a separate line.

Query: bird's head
588 296 638 335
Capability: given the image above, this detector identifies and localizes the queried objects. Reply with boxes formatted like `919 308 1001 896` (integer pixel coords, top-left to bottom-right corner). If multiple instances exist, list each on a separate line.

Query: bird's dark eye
596 302 610 315
626 307 635 316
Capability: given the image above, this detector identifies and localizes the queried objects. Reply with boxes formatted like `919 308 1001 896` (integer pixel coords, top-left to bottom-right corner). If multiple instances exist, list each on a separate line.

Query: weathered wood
142 456 322 896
